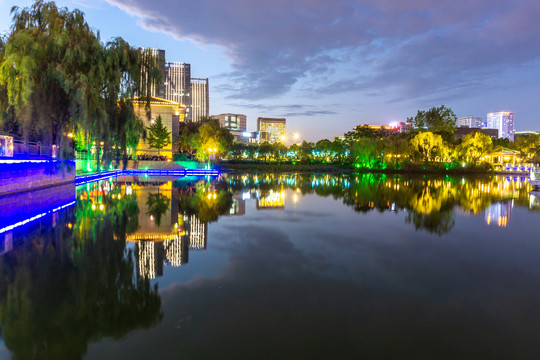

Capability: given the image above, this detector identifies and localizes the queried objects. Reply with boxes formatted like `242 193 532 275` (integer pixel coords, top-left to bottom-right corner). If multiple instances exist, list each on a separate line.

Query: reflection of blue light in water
0 201 75 234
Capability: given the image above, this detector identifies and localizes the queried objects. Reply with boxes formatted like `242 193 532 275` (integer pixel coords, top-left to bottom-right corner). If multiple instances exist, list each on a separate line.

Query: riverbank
216 160 527 175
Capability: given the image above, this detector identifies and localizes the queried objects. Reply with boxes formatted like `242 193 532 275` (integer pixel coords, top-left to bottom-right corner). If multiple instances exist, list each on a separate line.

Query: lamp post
207 147 218 169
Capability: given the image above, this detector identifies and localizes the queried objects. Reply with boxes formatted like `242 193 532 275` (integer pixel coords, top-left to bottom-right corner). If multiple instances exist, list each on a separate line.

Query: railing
12 140 56 158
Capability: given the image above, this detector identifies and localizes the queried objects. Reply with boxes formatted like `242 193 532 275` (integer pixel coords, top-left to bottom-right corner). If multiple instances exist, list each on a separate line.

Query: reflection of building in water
125 180 189 279
485 201 513 227
228 192 246 216
164 235 189 267
256 190 285 210
189 215 207 250
136 241 164 279
530 192 540 210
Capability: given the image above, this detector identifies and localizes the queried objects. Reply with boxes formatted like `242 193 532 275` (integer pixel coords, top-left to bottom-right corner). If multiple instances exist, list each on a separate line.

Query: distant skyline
1 0 539 142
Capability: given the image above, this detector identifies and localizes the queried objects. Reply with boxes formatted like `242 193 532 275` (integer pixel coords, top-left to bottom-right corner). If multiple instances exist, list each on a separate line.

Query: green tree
410 132 446 162
515 134 540 161
458 132 493 163
408 105 457 140
0 1 160 166
194 119 233 162
146 115 171 156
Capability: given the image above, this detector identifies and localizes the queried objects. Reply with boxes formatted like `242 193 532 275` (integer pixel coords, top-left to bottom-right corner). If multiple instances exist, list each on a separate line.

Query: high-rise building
486 112 515 141
191 78 209 122
212 113 247 132
458 116 483 128
163 62 191 119
139 48 166 98
257 117 286 143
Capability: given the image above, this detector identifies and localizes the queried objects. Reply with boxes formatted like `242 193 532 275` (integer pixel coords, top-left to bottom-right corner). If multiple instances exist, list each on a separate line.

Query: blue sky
1 0 539 141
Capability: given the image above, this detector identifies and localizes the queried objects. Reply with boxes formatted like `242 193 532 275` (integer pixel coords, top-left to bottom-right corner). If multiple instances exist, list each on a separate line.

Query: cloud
105 0 540 101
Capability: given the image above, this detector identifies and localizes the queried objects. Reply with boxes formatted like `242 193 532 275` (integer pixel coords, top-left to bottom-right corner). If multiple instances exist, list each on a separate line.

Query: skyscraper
191 78 209 122
257 117 286 143
163 62 191 119
487 112 514 141
458 116 483 128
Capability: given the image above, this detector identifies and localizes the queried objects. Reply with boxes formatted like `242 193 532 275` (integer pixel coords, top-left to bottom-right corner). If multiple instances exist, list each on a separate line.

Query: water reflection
226 173 537 233
0 173 539 359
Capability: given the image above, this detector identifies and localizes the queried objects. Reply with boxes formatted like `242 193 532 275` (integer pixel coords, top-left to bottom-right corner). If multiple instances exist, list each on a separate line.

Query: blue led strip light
0 200 76 234
74 169 220 185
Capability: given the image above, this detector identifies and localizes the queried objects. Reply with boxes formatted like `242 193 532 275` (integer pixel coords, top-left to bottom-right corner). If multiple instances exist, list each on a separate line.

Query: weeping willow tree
0 0 162 166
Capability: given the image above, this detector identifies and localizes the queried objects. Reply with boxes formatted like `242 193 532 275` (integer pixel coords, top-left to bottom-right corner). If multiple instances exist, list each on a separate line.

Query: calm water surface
1 173 540 359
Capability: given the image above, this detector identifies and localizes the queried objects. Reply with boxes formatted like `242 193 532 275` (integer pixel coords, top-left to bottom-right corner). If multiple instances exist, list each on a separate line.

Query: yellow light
118 194 121 199
91 204 96 210
280 135 286 141
67 133 73 138
207 193 212 199
99 204 104 211
213 193 217 199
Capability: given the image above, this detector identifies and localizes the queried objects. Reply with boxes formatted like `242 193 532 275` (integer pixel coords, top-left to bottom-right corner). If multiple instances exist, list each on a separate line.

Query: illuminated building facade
163 62 191 120
487 112 514 141
257 117 286 143
458 116 483 128
191 78 209 122
132 96 185 159
212 113 247 132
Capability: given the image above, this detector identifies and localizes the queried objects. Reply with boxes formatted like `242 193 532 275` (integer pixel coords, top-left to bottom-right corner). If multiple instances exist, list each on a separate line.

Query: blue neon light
0 200 76 234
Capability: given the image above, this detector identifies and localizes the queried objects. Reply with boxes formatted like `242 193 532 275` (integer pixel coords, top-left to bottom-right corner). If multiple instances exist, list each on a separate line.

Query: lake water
1 173 540 359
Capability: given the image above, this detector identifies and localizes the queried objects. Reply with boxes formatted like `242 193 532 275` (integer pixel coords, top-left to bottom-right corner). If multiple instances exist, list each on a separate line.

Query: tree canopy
0 1 161 165
408 105 457 140
146 115 171 155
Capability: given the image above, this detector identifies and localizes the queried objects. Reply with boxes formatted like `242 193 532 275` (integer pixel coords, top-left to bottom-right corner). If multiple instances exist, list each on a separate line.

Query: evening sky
1 0 539 141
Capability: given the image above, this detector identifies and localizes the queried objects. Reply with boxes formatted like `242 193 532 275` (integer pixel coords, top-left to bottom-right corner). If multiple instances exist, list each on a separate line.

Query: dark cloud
220 103 338 117
106 0 540 101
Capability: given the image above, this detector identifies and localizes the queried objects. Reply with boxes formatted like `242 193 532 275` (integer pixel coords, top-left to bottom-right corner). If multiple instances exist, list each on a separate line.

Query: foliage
457 132 493 163
408 105 457 140
514 134 540 161
146 115 171 155
0 1 161 166
410 132 447 162
179 119 233 161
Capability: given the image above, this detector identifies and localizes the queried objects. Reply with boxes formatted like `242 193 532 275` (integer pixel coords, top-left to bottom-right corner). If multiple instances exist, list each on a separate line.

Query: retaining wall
0 161 76 196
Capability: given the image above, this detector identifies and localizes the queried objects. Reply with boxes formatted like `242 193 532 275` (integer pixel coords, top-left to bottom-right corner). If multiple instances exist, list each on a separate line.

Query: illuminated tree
0 1 160 165
410 132 446 162
146 115 171 156
458 132 493 163
515 134 540 162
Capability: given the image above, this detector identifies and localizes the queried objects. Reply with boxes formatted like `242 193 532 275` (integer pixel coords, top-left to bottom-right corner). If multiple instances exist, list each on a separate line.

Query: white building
458 116 483 128
486 112 514 141
191 78 209 122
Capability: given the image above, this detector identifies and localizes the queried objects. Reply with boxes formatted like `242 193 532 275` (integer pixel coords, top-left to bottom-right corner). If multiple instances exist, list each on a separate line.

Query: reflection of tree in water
146 192 170 226
0 203 162 359
177 180 233 223
227 173 530 235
